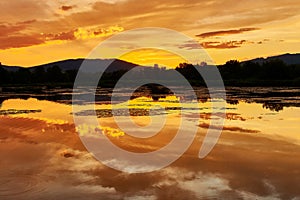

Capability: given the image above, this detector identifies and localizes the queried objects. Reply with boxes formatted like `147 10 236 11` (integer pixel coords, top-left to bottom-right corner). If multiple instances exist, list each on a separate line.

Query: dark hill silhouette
0 59 138 86
1 58 137 73
1 53 300 72
30 59 137 73
242 53 300 65
1 53 300 86
2 65 22 72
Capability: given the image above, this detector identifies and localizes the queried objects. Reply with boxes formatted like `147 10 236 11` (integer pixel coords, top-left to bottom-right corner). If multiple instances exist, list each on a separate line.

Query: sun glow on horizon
119 48 188 68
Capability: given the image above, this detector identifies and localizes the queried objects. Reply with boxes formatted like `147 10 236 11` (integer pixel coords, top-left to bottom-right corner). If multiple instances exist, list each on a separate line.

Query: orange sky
1 0 300 67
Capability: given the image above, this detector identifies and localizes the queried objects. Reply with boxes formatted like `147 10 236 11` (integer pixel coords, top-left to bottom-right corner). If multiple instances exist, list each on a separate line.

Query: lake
0 86 299 199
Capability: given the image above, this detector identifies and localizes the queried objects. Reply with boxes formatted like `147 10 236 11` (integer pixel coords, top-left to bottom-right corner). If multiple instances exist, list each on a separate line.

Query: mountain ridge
1 53 300 72
242 53 300 65
1 58 138 73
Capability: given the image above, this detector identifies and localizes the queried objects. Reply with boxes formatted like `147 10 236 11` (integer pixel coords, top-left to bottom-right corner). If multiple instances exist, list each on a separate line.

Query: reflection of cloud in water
0 134 118 199
124 195 157 200
199 122 260 133
1 89 300 199
1 116 300 199
155 168 231 199
76 124 125 138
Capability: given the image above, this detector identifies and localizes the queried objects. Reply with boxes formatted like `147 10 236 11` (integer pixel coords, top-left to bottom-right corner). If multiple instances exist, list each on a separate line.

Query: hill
1 53 300 86
243 53 300 65
1 58 137 73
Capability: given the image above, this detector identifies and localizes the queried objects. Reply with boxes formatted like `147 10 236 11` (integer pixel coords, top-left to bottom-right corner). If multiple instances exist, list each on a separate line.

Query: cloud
0 0 56 22
178 40 203 50
16 19 37 25
61 5 75 11
0 35 44 50
0 23 26 37
199 122 260 133
0 22 124 49
1 0 300 65
178 39 253 50
2 0 300 38
178 39 251 50
177 173 231 198
152 168 235 199
0 21 43 49
44 25 124 45
256 39 271 45
43 30 76 41
124 195 157 200
200 40 248 49
74 25 124 40
196 28 259 38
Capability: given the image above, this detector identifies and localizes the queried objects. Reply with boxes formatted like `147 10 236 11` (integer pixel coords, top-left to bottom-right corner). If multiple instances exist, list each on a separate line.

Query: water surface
0 87 299 199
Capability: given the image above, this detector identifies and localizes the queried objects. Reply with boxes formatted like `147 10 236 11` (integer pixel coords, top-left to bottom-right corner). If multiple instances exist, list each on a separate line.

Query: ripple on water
0 173 48 199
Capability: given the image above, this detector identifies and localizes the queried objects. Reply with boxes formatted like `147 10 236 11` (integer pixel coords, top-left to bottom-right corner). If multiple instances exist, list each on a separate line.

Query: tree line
0 65 77 85
217 59 300 80
176 59 300 86
1 59 300 86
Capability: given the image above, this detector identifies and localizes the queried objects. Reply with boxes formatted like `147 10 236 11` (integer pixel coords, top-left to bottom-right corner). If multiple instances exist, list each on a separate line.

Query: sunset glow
1 0 300 66
119 49 188 68
1 1 300 199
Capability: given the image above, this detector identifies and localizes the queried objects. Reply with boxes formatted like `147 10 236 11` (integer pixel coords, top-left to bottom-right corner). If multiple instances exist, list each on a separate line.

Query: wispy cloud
0 35 44 49
43 30 76 41
74 25 124 40
196 28 259 38
178 40 202 50
0 21 43 49
200 40 248 49
0 23 124 50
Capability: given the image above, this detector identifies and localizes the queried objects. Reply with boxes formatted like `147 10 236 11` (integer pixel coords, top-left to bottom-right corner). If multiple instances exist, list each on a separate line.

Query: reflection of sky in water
0 94 300 199
1 96 299 143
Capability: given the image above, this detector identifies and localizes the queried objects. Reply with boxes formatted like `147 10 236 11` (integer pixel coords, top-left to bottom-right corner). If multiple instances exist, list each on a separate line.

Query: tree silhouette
261 59 288 80
240 61 260 79
46 65 65 82
32 67 46 83
0 58 300 86
15 68 31 84
0 66 9 85
218 60 241 79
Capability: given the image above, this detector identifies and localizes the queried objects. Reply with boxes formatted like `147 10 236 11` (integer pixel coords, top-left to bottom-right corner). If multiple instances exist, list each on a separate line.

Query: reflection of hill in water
0 109 41 115
225 87 300 112
1 86 300 112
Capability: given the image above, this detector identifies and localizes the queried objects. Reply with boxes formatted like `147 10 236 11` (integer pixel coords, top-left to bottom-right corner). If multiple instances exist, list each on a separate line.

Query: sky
1 0 300 67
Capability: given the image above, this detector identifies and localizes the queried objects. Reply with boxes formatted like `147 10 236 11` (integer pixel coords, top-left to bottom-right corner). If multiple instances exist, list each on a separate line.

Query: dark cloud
196 28 259 38
201 40 247 49
61 5 74 11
